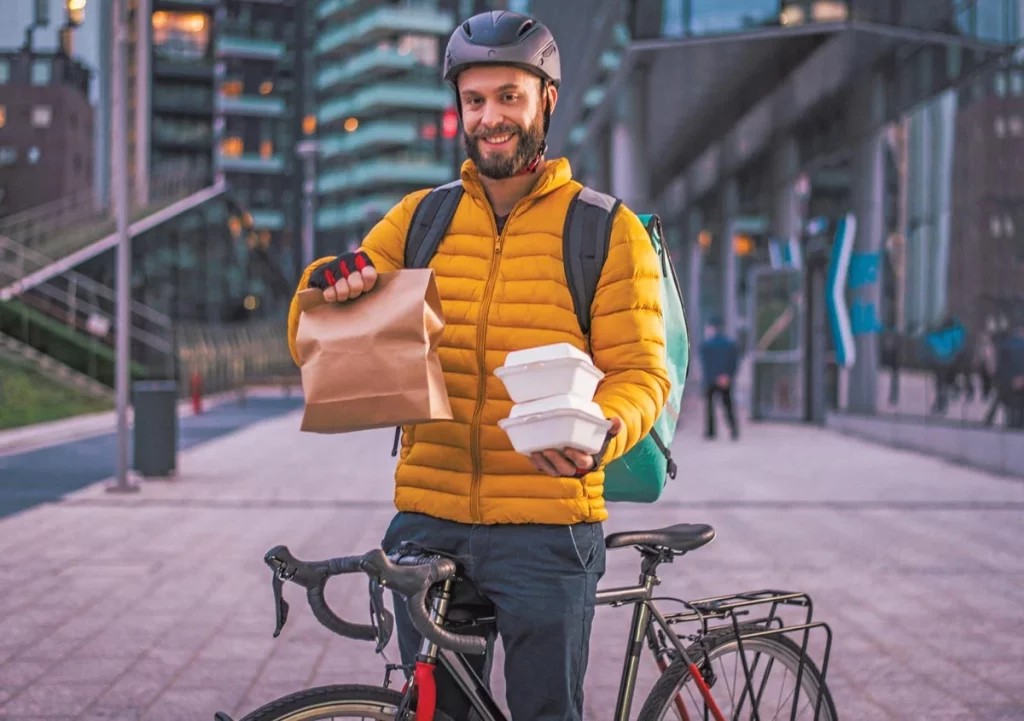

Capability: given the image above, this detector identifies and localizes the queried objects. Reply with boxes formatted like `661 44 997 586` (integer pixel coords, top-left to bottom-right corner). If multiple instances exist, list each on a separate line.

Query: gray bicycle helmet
443 10 561 89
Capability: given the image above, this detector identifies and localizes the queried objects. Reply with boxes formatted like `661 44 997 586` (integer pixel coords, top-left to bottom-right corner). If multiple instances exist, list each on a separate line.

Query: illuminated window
31 105 52 128
698 230 712 248
302 114 316 135
221 80 243 96
0 105 6 129
811 1 849 22
259 139 273 158
733 234 754 256
152 11 210 61
67 0 87 26
259 80 273 95
221 136 243 157
344 117 359 132
258 230 271 248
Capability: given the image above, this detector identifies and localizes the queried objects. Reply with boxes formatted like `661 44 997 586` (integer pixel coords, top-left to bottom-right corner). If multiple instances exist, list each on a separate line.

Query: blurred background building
0 0 1022 467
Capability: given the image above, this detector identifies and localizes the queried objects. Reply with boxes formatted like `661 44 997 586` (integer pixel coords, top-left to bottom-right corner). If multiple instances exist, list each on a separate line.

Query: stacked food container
496 343 611 455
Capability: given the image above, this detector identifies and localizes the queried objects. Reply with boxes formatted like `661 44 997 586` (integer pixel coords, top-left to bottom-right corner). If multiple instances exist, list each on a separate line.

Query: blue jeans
380 511 606 721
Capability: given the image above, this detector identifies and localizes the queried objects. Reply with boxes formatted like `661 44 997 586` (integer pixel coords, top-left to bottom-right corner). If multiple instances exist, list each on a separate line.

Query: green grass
0 356 113 430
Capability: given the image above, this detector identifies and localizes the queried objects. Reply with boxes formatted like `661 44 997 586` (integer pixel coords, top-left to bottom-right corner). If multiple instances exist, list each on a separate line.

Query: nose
479 100 505 130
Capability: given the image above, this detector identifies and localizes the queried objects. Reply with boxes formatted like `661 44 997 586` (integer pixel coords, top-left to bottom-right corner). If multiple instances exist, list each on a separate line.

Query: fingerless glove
307 251 374 289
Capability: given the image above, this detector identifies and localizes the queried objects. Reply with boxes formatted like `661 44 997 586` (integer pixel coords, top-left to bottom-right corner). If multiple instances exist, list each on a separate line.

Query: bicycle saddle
604 523 716 553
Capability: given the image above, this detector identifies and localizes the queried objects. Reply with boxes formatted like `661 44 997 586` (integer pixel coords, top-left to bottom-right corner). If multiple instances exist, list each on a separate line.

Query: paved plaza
0 395 1022 720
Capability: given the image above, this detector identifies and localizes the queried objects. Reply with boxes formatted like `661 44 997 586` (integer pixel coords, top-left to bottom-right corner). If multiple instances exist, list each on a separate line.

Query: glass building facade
213 0 306 285
312 0 461 253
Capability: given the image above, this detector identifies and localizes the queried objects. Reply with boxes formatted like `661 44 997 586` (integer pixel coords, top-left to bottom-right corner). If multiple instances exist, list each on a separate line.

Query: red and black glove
571 429 615 478
307 251 374 289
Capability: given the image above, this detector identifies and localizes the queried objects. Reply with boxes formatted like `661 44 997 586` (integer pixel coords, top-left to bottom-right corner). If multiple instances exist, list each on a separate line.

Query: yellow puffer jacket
287 158 670 525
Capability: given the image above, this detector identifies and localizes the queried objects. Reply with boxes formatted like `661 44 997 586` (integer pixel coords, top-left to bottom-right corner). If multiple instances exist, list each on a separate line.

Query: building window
152 11 211 61
259 80 273 95
0 105 6 128
0 147 16 166
31 59 51 86
31 106 52 129
397 34 439 66
260 139 273 159
302 114 316 135
221 79 243 96
0 60 9 84
221 136 243 156
27 146 41 164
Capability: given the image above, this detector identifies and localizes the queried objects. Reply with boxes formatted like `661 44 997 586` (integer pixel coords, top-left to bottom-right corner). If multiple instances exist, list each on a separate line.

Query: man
699 320 739 440
998 321 1024 429
285 11 670 720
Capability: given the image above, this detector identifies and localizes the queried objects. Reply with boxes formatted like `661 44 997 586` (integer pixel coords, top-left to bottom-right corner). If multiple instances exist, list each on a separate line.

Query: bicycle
215 522 839 721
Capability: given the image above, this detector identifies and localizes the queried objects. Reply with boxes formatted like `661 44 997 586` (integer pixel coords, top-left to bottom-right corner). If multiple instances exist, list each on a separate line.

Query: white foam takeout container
494 343 605 403
498 394 611 456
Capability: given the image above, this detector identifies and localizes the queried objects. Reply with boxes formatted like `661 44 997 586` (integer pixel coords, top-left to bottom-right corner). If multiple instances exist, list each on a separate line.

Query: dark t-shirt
495 214 508 234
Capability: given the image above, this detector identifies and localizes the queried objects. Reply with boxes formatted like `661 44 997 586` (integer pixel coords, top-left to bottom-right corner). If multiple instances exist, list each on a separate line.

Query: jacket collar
460 157 574 204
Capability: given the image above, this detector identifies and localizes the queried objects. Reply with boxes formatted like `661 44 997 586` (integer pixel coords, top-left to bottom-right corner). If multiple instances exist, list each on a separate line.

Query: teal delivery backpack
404 182 690 503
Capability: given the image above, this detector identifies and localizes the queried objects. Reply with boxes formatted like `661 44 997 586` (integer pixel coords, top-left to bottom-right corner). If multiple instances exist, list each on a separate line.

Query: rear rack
661 589 834 721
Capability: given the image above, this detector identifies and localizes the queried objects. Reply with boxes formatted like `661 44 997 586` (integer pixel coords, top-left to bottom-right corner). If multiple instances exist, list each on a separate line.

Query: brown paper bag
294 268 453 433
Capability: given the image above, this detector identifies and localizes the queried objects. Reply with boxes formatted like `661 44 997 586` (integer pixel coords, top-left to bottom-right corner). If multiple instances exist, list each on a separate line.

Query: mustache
472 125 521 140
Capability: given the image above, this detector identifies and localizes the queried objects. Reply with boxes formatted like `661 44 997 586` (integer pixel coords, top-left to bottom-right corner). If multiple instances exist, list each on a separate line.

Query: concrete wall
827 412 1024 478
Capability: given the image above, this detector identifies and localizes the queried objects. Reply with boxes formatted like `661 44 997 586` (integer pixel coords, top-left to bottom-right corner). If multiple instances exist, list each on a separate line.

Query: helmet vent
517 20 535 37
462 21 472 37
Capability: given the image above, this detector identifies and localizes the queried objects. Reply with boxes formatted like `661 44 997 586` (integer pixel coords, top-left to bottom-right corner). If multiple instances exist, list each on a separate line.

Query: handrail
0 161 206 262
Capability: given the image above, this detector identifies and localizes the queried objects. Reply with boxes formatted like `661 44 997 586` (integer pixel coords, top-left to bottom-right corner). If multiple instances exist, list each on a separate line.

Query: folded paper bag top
295 268 453 434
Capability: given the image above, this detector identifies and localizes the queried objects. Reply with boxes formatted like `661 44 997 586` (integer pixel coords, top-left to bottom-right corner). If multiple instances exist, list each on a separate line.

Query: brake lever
271 572 290 638
369 578 395 653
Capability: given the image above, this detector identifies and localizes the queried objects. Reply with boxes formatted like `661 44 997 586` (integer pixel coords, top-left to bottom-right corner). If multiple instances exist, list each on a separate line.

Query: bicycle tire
238 684 455 721
638 630 839 721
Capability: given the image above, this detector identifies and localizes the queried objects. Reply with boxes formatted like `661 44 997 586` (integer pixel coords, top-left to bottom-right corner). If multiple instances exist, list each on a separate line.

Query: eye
464 97 483 107
502 93 519 103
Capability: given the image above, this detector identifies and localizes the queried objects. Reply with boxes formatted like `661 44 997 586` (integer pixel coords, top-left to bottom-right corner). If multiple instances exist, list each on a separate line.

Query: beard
463 107 546 180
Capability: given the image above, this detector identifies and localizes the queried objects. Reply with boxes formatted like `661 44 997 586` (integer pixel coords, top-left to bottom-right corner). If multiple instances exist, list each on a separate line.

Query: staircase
0 331 113 400
0 171 298 398
0 162 226 299
0 232 176 384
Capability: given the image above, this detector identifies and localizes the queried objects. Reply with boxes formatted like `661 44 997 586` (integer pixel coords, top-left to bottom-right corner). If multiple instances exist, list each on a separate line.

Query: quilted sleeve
285 189 430 366
590 206 671 464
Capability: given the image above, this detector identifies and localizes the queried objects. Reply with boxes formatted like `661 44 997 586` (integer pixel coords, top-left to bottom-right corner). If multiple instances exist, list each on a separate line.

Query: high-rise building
214 0 306 281
312 0 462 254
0 49 94 217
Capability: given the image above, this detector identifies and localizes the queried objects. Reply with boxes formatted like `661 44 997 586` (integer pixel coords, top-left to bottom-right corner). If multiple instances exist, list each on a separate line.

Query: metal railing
0 234 176 377
0 161 208 282
175 318 297 397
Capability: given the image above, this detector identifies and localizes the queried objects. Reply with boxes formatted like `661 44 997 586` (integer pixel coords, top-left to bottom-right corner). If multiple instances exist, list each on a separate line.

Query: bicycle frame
414 566 688 721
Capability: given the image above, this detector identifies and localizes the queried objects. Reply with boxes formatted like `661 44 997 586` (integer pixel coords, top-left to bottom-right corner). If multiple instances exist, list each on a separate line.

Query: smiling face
457 65 557 179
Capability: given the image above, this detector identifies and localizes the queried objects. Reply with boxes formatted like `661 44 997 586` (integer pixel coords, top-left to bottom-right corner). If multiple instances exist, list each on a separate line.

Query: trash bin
133 380 179 477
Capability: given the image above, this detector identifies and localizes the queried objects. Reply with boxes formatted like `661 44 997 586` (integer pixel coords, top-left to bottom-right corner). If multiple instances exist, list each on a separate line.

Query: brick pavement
0 398 1022 720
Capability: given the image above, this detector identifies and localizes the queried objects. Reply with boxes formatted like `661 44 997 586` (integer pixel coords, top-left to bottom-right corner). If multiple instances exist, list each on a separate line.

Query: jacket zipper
468 204 520 523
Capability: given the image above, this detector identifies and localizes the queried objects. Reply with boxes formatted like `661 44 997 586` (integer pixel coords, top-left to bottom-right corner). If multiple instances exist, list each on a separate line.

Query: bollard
190 370 203 415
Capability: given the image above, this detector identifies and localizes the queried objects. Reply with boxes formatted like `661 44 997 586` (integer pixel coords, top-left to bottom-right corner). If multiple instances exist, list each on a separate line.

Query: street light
107 0 138 494
295 140 319 270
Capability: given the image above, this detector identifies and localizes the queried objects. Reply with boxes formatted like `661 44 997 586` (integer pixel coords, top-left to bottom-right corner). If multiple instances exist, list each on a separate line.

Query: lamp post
107 0 139 494
295 140 319 271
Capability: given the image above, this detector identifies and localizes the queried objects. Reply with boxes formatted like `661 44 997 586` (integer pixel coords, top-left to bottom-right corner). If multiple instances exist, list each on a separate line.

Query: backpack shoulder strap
404 179 465 269
563 186 621 336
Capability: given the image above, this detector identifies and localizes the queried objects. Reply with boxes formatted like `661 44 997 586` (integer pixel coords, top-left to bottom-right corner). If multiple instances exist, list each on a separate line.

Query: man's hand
307 251 378 302
530 417 623 477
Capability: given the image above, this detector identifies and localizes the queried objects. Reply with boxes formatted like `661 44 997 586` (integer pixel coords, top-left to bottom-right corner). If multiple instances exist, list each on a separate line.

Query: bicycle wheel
238 684 455 721
638 630 838 721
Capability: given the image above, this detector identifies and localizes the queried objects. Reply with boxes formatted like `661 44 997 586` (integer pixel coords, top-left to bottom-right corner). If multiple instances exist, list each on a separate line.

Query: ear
545 82 558 114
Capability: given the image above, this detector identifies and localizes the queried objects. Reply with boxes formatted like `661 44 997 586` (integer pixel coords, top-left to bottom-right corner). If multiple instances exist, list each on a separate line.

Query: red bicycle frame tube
414 661 437 721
